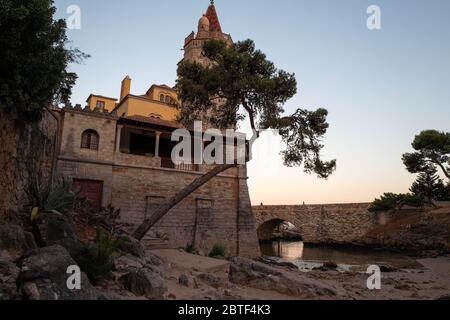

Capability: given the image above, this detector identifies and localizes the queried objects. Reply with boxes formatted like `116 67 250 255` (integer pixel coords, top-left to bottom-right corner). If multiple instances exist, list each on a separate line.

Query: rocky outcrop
33 211 84 260
0 251 20 300
17 245 98 300
0 224 36 257
114 253 167 300
363 205 450 254
122 268 167 300
229 257 337 299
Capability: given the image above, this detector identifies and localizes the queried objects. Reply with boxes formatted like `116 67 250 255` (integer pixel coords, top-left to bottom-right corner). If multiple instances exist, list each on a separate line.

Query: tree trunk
132 163 238 241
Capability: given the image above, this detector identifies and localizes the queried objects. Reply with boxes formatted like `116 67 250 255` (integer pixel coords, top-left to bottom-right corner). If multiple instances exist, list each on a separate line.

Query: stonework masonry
56 107 261 258
253 203 376 244
0 109 58 218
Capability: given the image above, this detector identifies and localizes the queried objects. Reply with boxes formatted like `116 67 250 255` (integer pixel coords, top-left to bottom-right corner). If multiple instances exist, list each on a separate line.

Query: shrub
78 227 126 283
368 193 426 213
185 243 197 254
209 244 226 258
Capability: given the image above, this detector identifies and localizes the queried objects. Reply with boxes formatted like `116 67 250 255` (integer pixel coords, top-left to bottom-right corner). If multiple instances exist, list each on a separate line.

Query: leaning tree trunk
132 163 238 241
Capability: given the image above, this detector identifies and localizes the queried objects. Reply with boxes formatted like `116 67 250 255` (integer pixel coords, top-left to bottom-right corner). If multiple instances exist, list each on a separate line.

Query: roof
86 94 118 103
205 3 222 32
119 115 183 130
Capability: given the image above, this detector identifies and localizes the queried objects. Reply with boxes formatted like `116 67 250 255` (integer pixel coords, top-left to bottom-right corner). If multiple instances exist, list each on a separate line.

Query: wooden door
72 179 103 207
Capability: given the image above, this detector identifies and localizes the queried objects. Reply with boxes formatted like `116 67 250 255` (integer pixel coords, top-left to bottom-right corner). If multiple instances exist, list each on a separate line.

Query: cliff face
0 110 58 219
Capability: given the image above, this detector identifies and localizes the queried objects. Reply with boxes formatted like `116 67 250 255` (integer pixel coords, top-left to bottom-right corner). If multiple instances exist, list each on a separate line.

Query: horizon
55 0 450 205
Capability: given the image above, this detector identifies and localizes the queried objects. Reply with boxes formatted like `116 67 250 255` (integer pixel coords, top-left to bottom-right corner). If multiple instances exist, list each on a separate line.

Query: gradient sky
54 0 450 205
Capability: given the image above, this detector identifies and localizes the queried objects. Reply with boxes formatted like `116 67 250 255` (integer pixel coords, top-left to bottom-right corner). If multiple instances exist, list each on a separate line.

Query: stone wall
0 109 59 218
253 203 376 245
56 108 261 258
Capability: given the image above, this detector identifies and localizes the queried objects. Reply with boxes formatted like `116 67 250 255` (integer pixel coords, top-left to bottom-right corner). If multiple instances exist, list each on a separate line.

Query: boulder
17 245 98 300
229 257 337 298
34 211 83 260
178 274 191 287
0 251 20 300
196 273 227 289
0 224 36 257
122 268 167 300
116 236 146 259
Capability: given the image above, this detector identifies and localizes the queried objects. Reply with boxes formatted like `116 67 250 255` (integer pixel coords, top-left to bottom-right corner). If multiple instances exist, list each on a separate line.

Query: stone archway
257 218 303 241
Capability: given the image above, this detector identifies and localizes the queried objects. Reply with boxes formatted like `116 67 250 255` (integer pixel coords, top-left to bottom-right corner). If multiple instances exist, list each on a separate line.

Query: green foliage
403 130 450 180
208 244 226 258
176 39 336 179
410 167 450 201
368 193 426 213
185 243 197 254
79 227 126 283
28 176 77 220
0 0 89 119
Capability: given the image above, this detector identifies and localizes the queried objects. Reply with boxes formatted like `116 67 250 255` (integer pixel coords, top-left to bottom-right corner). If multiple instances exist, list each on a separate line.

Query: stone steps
142 237 170 250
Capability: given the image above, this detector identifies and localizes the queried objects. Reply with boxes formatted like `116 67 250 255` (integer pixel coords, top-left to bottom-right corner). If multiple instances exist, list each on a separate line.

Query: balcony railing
161 157 199 172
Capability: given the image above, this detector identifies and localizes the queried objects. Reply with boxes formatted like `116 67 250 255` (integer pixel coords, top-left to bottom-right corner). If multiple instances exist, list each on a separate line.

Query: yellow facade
115 95 178 121
86 95 117 112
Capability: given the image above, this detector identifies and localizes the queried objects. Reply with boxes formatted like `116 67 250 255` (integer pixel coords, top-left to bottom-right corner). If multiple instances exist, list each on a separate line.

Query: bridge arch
257 218 303 241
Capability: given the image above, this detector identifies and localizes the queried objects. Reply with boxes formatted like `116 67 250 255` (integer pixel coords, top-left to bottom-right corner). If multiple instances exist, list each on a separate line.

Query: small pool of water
260 241 420 272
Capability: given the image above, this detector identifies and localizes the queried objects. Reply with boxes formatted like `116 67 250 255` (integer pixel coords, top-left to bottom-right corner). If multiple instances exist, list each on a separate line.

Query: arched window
165 95 171 104
81 129 99 150
160 94 165 102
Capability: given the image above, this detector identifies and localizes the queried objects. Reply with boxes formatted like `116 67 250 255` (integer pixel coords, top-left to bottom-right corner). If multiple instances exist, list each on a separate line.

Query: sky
54 0 450 205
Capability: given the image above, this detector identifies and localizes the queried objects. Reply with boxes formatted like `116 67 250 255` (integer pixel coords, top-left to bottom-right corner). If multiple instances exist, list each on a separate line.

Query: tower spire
205 0 222 32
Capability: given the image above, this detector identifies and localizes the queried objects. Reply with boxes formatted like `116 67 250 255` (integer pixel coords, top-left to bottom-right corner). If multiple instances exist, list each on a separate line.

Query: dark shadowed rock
17 245 98 300
0 224 36 256
229 257 337 298
323 261 338 270
34 211 83 260
178 274 191 287
122 268 167 300
196 273 227 289
0 251 20 300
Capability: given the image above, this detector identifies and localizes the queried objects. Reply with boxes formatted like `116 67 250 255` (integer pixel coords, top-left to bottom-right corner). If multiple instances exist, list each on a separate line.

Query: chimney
120 75 131 101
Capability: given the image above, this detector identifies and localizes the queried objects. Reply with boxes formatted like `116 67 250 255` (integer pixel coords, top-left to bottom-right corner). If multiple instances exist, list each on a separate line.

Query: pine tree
410 167 449 201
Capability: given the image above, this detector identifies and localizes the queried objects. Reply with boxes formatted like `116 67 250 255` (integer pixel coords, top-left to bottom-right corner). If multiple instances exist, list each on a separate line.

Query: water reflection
263 241 304 260
260 241 419 269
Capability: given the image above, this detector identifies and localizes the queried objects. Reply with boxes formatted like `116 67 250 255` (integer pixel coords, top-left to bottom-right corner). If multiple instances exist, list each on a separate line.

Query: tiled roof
205 3 222 32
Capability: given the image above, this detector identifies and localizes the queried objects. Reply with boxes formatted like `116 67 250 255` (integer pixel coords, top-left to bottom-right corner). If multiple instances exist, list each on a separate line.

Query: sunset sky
55 0 450 205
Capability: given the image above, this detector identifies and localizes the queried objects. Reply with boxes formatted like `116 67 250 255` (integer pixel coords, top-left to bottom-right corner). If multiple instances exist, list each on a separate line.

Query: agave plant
28 176 78 221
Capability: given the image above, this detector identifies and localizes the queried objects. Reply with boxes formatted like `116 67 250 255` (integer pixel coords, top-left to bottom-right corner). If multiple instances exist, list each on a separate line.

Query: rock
145 252 164 267
178 274 191 287
0 224 36 257
323 261 338 270
260 257 298 270
116 236 146 259
0 251 20 300
196 273 226 289
115 254 145 272
229 257 337 298
168 293 177 299
34 211 83 260
380 265 397 273
17 245 98 300
122 268 167 300
436 294 450 300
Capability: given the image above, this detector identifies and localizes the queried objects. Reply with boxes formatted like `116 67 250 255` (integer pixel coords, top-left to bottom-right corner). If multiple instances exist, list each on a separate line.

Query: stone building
55 2 260 258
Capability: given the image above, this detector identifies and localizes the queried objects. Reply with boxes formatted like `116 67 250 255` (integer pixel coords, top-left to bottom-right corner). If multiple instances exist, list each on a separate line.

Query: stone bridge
252 203 376 244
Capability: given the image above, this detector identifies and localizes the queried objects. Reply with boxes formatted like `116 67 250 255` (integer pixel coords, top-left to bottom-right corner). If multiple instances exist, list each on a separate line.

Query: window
96 100 105 110
165 95 171 104
81 129 99 150
160 94 165 102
